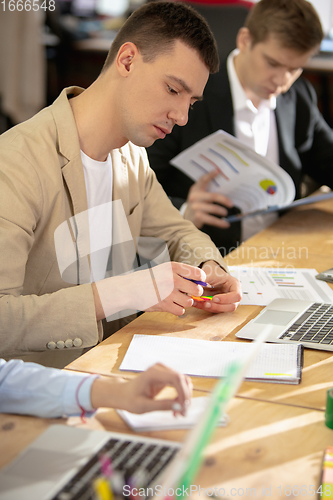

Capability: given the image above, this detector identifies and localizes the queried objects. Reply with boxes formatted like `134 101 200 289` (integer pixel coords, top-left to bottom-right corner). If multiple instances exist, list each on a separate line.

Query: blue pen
183 277 214 288
183 277 208 287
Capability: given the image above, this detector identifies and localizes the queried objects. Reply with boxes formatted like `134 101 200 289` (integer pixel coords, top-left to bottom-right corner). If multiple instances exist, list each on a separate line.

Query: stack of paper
120 335 303 384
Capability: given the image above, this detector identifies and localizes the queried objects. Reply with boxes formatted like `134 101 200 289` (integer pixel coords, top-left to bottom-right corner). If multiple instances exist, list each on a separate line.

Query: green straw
177 361 243 497
156 325 273 500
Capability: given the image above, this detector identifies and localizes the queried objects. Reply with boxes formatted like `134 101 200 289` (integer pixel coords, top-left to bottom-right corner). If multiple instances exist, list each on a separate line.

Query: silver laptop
0 425 182 500
236 299 333 351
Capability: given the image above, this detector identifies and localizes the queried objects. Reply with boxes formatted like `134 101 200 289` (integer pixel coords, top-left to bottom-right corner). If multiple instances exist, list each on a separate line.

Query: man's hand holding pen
146 261 242 315
192 261 242 313
93 261 241 320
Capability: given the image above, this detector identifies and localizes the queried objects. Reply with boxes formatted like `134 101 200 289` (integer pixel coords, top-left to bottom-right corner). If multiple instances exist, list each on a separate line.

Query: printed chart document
228 267 333 306
170 130 295 214
120 335 303 384
117 397 229 432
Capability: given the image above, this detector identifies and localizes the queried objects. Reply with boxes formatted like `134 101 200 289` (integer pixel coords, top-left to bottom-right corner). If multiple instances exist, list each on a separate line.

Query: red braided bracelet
75 375 91 423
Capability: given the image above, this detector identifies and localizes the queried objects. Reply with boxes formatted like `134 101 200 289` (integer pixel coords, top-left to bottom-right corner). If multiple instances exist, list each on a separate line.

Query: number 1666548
1 0 55 11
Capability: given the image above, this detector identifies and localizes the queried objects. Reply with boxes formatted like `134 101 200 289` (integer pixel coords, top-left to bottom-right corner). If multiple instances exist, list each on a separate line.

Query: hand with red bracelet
90 363 192 416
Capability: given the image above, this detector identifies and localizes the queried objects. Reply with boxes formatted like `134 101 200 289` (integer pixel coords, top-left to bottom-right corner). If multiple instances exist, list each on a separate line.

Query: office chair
186 3 251 60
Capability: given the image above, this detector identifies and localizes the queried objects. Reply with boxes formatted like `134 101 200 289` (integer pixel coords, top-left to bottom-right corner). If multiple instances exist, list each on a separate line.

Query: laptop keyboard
280 303 333 344
53 437 179 500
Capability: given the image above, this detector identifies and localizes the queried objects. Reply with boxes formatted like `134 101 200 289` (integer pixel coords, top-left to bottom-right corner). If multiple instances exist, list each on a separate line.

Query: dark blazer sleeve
276 77 333 196
146 125 193 208
147 62 241 256
147 61 235 203
296 79 333 189
147 99 217 206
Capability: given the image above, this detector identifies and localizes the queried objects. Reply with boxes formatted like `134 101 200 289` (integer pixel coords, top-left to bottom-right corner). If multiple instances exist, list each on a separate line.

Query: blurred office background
0 0 333 134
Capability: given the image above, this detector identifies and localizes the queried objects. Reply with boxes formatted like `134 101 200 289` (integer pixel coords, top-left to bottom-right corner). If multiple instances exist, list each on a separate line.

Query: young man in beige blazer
0 2 241 366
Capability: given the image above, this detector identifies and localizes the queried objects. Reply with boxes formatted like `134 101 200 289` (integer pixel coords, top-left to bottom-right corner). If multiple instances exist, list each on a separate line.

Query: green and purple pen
183 277 214 301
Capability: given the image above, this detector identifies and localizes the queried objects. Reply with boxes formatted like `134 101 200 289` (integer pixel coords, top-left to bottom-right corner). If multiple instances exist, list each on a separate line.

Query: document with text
228 266 333 306
170 130 295 214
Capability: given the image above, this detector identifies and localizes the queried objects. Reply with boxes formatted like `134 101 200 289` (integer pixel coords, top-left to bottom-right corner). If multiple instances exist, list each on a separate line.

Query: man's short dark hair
102 1 219 74
245 0 323 52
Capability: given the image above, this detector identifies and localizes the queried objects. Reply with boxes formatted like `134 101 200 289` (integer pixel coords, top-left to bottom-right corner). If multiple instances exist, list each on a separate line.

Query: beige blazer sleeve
0 88 228 362
114 143 228 271
0 143 102 359
0 92 102 361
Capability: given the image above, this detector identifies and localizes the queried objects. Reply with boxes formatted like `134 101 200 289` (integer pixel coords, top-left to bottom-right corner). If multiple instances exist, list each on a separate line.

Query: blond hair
245 0 323 51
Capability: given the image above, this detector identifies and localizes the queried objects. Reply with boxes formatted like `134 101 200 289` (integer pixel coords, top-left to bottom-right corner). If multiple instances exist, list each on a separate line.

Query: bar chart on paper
170 130 295 214
228 266 333 305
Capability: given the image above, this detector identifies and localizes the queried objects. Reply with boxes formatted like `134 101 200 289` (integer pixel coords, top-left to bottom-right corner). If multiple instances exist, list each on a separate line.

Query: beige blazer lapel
52 87 91 285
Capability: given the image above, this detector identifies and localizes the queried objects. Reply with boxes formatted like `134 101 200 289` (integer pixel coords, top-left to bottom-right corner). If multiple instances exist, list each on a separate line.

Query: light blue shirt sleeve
0 359 99 418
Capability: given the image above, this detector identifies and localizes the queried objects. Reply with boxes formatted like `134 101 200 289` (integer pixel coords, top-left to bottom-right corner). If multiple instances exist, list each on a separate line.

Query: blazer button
56 341 65 349
73 338 83 347
65 339 73 348
47 341 56 350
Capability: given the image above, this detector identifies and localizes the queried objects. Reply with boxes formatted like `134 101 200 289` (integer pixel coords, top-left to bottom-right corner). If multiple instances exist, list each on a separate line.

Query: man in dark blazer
148 0 333 256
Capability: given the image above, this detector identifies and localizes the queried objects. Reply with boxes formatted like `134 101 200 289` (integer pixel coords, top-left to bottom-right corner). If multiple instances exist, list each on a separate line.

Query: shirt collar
227 49 276 114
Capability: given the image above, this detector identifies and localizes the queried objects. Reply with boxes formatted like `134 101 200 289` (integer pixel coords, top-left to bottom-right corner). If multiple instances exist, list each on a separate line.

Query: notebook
236 299 333 351
0 327 271 500
117 397 229 432
120 334 303 384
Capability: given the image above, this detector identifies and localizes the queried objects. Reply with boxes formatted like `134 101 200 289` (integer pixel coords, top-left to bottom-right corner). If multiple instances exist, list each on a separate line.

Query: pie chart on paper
260 179 277 195
170 130 296 214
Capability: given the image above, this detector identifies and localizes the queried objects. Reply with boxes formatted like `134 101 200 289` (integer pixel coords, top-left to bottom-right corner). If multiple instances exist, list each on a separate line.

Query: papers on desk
228 267 333 306
120 335 303 384
117 397 229 432
170 130 295 215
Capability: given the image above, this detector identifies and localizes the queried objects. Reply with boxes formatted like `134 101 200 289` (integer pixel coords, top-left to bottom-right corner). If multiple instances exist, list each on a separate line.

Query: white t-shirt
227 49 279 241
81 150 113 282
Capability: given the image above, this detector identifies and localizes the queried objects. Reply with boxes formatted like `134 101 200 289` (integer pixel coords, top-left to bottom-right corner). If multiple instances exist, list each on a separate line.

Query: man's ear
116 42 140 76
236 27 253 52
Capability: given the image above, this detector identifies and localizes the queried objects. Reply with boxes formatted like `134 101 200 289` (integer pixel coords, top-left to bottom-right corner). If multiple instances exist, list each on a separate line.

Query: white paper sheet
117 397 229 432
120 335 301 383
228 267 333 305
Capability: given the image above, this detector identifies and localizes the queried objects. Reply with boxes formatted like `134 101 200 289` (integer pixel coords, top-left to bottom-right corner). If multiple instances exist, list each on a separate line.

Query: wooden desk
2 198 333 497
1 396 332 500
234 198 333 260
67 198 333 411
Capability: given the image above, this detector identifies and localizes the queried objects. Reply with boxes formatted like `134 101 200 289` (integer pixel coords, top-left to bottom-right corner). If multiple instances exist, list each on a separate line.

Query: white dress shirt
227 49 279 241
0 358 98 418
